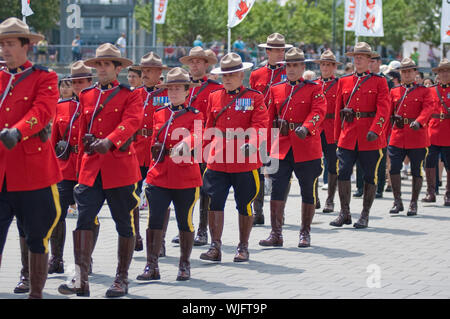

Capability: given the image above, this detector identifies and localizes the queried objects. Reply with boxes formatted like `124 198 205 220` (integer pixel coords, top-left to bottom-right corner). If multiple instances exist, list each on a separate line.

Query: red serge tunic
315 76 338 144
267 79 327 162
0 61 62 191
51 98 82 181
428 84 450 147
388 83 433 149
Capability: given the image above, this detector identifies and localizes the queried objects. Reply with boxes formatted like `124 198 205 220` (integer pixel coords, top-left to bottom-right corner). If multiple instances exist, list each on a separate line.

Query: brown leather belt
354 111 376 119
431 113 450 120
137 128 152 137
70 144 79 154
400 118 417 125
325 113 335 119
287 122 303 131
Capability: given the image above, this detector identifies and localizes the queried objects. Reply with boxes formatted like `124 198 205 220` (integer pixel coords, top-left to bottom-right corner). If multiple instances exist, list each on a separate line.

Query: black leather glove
366 131 378 142
294 126 309 140
0 128 22 150
171 141 190 158
91 138 113 154
409 121 421 131
241 143 257 157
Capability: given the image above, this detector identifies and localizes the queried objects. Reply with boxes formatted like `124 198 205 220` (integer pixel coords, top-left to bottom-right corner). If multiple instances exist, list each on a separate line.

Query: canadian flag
441 0 450 43
355 0 384 37
22 0 34 17
228 0 256 28
344 0 358 32
154 0 168 25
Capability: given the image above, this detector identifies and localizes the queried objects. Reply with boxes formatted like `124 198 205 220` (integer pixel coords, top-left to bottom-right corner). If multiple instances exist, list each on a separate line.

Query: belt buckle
355 111 361 120
289 123 295 130
440 112 445 120
168 147 173 157
73 144 79 154
404 118 409 125
142 128 148 137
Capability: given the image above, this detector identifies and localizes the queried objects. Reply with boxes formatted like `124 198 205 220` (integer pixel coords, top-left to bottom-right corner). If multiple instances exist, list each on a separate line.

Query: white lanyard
281 85 295 120
0 67 32 111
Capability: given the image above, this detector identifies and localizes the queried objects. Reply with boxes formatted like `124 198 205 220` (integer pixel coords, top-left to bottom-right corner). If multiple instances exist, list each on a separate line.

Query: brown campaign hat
84 43 133 68
281 47 305 63
134 51 169 70
258 33 293 49
0 17 44 43
397 57 417 71
371 51 381 60
312 49 343 65
203 49 218 66
179 46 218 65
346 42 373 57
210 53 253 75
432 58 450 73
156 67 201 89
66 61 94 80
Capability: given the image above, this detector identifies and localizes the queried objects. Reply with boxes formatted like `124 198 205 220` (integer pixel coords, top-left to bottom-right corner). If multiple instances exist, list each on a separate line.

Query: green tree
0 0 60 34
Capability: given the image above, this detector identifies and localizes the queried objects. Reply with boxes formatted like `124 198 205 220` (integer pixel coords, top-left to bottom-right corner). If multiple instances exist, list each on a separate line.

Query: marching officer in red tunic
132 52 170 253
58 43 143 298
249 33 292 225
331 42 391 229
200 53 269 263
177 46 222 246
259 47 326 248
136 67 203 282
49 61 95 275
0 17 62 299
312 50 342 214
422 58 450 206
388 58 433 216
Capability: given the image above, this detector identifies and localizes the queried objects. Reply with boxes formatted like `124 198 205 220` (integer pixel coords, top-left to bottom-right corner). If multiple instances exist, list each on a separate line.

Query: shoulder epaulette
272 80 287 87
57 98 74 104
81 85 96 93
430 84 437 88
136 85 145 89
119 83 132 91
251 65 264 72
371 72 383 78
304 80 318 85
392 84 401 89
187 106 200 114
32 64 50 72
340 73 353 78
247 87 263 94
206 79 221 85
155 103 170 112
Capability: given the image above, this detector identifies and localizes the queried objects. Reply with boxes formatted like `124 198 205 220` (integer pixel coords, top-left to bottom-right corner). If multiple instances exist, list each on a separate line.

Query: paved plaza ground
1 173 449 301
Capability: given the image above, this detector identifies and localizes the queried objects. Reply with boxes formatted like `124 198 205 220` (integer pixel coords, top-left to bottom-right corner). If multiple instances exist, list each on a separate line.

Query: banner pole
228 26 231 54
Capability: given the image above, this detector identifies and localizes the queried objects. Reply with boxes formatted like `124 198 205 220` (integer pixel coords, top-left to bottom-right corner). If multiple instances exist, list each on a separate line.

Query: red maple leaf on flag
363 12 376 31
447 25 450 36
236 0 249 20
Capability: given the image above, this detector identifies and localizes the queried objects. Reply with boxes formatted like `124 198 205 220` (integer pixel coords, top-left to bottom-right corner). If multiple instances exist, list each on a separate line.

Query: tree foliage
0 0 60 34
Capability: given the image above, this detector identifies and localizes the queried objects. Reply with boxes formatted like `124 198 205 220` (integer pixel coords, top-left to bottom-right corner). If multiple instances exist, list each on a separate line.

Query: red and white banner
154 0 168 25
441 0 450 43
355 0 384 37
228 0 256 28
344 0 358 32
22 0 34 17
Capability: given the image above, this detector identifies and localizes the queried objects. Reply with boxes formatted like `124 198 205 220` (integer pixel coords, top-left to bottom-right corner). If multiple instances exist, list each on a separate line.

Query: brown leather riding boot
160 208 170 257
422 167 436 202
106 236 135 298
136 229 162 281
58 229 93 296
298 202 316 248
177 231 194 281
133 208 143 251
28 252 49 299
445 171 450 206
330 180 352 227
354 183 377 228
389 174 404 214
323 173 337 213
48 220 65 274
14 237 30 293
407 176 423 216
88 222 100 275
200 211 224 262
234 214 253 262
194 194 210 246
259 200 285 247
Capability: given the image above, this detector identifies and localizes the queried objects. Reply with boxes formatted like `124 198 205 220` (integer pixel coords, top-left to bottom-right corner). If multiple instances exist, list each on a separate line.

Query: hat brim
210 62 253 75
66 74 95 80
179 55 218 66
133 64 170 70
311 59 343 65
346 51 373 57
258 44 293 49
432 65 450 73
84 56 133 68
397 65 417 71
0 32 44 43
155 81 201 89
